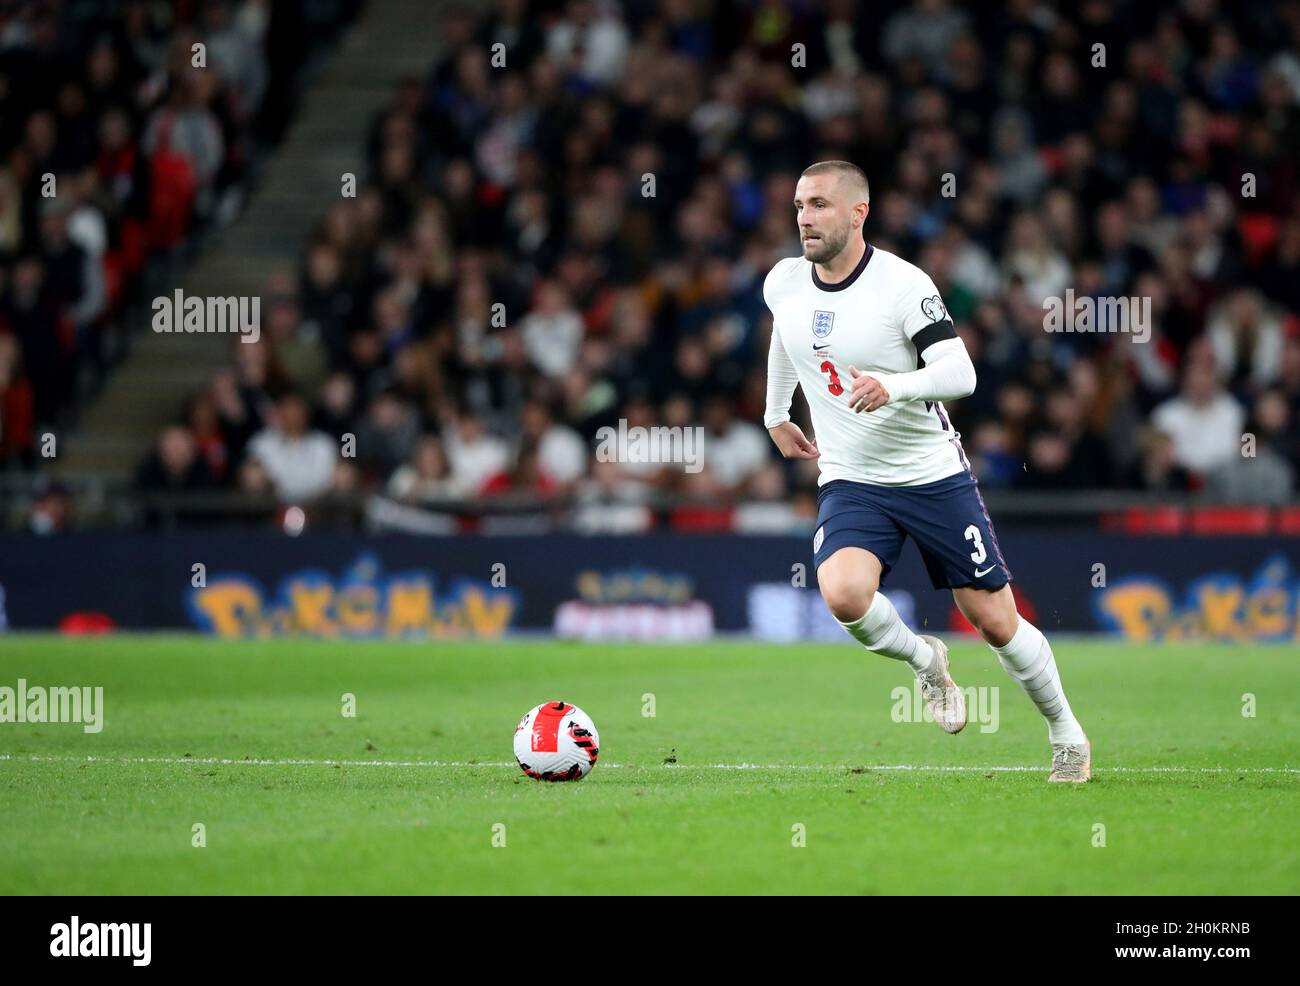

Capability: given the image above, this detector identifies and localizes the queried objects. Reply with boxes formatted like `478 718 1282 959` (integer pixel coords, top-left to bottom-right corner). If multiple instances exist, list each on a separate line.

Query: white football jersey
763 244 969 487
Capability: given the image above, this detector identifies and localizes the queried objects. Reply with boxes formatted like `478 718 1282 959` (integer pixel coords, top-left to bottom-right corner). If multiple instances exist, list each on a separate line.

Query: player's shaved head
793 161 871 267
800 161 870 205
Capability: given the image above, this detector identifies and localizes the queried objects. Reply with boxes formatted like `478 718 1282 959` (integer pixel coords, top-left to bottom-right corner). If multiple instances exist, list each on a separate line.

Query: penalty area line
0 754 1296 774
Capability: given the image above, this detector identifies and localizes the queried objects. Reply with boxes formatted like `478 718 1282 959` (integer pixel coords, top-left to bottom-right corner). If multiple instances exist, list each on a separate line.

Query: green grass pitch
1 634 1296 894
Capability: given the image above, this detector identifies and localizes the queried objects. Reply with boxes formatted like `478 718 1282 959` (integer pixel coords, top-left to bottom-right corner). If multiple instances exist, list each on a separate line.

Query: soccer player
763 161 1090 781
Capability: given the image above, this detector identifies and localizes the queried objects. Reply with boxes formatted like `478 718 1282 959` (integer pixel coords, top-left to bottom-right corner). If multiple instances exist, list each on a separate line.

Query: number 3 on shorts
964 524 986 564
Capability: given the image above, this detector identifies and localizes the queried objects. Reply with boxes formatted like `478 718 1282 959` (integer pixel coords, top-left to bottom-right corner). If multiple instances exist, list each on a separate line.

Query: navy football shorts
812 471 1012 591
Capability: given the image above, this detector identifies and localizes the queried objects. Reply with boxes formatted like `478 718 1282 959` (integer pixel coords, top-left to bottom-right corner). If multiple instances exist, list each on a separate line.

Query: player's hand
767 421 820 459
848 366 890 413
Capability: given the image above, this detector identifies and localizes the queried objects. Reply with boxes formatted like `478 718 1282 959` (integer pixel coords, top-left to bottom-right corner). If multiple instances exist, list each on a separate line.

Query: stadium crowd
11 0 1300 530
0 0 352 477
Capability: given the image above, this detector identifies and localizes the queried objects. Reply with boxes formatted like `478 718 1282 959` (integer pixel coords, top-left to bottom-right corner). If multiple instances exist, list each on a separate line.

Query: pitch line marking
0 754 1296 774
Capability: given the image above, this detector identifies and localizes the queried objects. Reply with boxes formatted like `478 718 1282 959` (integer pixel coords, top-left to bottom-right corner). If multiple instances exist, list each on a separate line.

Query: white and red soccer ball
513 701 600 781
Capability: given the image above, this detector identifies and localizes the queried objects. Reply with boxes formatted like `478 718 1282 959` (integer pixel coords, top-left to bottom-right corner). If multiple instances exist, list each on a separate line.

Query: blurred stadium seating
2 0 1299 535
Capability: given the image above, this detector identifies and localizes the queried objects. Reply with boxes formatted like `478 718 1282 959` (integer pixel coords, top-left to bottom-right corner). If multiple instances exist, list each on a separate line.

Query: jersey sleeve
762 263 799 429
872 337 976 403
763 324 799 428
871 266 974 403
895 265 958 366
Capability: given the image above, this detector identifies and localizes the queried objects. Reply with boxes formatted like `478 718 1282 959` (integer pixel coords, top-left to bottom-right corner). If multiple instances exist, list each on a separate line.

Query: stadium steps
54 0 446 484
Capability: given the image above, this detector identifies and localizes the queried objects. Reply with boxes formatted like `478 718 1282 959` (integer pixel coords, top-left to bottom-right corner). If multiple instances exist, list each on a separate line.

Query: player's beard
802 223 851 265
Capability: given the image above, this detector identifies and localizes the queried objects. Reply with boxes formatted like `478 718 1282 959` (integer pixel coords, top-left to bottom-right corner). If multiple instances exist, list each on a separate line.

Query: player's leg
906 470 1089 779
952 584 1090 781
818 547 966 733
813 484 966 733
818 546 928 669
897 470 1089 771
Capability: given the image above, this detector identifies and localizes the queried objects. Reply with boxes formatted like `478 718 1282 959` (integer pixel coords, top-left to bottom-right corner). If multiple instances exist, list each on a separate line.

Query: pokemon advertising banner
0 532 1297 640
186 553 515 639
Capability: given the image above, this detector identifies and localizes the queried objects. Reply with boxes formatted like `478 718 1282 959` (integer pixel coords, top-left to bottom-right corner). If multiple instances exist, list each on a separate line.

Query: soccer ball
513 701 600 781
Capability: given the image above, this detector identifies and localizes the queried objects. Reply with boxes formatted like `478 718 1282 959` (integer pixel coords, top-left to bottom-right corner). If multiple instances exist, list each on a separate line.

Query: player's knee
967 602 1018 647
818 571 878 623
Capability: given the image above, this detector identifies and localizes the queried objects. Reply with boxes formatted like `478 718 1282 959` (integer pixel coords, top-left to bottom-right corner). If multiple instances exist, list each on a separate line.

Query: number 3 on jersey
820 360 843 396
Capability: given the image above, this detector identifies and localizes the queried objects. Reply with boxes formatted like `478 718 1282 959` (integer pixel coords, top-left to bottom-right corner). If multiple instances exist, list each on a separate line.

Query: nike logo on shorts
974 564 996 578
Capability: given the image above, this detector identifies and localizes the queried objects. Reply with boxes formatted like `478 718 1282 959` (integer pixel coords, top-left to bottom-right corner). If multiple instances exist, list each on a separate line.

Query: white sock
837 592 935 674
992 618 1086 744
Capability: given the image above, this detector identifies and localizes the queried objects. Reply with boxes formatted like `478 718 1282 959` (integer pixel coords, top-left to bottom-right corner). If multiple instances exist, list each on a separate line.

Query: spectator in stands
519 398 587 488
42 194 106 339
4 255 68 427
1206 288 1285 394
1019 391 1115 490
1255 218 1300 315
882 0 970 78
37 202 88 331
28 478 73 535
388 434 458 504
733 462 804 533
699 395 769 495
264 278 326 393
1151 343 1247 480
1127 429 1195 493
241 391 339 502
1203 388 1298 502
521 279 583 379
442 408 510 494
200 0 268 124
0 332 36 466
481 439 560 498
1280 336 1300 427
185 392 230 482
354 389 420 481
1002 212 1071 304
544 0 630 88
135 425 216 493
969 421 1019 489
141 68 221 243
311 371 357 442
300 242 353 365
207 367 258 463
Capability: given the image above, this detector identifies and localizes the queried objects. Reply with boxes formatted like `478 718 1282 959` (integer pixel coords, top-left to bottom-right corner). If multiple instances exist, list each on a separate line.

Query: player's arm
848 337 975 412
763 312 819 459
848 274 975 413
